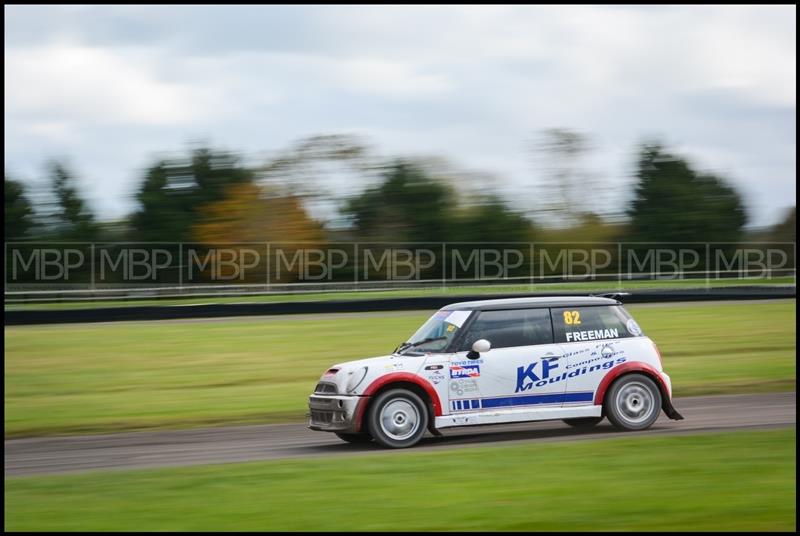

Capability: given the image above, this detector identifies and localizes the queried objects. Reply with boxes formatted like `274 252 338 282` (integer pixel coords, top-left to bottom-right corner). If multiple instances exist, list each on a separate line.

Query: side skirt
434 404 602 429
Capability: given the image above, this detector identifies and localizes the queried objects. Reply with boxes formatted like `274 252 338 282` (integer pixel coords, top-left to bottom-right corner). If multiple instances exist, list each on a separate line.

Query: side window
460 308 553 350
551 306 641 344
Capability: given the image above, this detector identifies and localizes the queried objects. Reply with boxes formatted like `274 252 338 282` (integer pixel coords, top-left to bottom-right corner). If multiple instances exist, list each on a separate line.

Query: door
551 305 638 406
447 308 568 414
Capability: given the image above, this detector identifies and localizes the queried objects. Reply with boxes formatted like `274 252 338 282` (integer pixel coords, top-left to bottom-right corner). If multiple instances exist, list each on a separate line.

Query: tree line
4 133 795 248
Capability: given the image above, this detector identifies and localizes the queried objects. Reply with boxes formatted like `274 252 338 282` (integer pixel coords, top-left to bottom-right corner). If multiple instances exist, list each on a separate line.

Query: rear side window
551 306 644 344
460 308 553 350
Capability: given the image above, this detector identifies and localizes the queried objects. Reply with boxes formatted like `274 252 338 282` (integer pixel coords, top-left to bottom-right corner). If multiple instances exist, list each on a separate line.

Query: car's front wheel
367 388 429 448
562 417 603 429
604 373 662 431
335 432 373 444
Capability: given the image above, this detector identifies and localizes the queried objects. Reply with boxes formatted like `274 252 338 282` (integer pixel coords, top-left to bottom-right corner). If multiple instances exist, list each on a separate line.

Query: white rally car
308 296 683 448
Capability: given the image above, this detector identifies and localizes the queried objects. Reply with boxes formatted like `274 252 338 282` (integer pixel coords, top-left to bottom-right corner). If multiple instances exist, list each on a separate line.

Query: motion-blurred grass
4 276 795 311
4 300 796 437
5 428 796 531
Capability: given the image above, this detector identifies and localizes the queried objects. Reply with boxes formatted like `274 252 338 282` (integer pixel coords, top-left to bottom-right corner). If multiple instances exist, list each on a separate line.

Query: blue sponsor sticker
450 364 480 379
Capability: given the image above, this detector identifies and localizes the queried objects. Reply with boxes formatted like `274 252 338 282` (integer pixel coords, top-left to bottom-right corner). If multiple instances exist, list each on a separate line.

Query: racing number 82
563 310 581 325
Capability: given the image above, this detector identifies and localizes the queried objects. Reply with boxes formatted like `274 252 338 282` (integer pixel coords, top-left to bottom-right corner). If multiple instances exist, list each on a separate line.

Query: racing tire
562 417 603 429
604 373 662 431
367 388 429 449
335 432 373 444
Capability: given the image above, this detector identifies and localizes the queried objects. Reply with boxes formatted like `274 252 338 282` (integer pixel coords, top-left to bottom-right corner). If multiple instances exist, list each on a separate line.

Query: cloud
334 58 453 98
5 42 218 126
3 5 796 226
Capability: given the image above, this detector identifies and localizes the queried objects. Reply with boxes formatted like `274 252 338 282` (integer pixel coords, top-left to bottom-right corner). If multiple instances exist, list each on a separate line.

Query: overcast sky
4 4 796 228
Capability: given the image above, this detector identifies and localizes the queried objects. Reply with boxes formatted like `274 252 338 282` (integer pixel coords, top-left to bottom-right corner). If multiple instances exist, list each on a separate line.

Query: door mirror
471 339 491 354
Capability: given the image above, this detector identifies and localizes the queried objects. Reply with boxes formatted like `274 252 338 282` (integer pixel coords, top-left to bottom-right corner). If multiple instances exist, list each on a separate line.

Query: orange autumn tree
193 182 325 283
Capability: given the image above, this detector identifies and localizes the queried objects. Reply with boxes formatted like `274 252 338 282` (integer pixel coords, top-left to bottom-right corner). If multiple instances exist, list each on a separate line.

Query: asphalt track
5 392 795 477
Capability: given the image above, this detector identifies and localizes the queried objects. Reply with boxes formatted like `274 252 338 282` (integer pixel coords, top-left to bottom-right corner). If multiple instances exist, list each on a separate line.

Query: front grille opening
311 410 334 424
310 410 347 425
314 382 337 394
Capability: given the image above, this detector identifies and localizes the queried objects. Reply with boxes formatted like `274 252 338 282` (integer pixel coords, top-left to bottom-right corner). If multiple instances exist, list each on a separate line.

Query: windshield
397 309 473 355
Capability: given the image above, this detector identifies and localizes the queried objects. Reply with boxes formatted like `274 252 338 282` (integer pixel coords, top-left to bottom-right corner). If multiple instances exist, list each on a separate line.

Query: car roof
443 296 620 311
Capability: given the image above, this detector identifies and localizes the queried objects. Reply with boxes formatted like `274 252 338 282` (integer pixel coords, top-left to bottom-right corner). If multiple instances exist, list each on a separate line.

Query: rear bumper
658 371 684 420
659 371 673 399
307 394 363 433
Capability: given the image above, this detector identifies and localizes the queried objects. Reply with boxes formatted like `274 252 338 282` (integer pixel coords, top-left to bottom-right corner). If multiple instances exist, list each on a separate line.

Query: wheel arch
354 373 443 433
595 362 684 420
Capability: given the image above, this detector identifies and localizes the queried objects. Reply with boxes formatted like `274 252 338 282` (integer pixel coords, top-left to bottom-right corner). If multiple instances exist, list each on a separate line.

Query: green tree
49 162 98 241
627 145 748 243
345 160 454 243
5 177 36 241
131 148 254 242
452 196 534 243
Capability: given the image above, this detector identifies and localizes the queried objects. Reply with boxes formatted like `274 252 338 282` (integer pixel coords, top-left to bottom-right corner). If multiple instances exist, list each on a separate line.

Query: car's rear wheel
605 373 662 431
562 417 603 429
335 432 373 444
367 388 428 448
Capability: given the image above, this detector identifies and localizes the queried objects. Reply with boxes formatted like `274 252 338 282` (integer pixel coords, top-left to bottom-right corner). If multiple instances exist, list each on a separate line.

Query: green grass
634 301 796 396
4 300 796 438
5 276 795 310
4 428 796 531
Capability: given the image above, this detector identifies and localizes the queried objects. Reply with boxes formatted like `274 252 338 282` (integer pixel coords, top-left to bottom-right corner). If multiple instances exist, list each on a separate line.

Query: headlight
346 366 368 393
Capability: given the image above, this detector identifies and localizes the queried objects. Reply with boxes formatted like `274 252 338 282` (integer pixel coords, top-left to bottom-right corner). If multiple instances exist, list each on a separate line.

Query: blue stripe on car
480 391 593 408
450 391 594 411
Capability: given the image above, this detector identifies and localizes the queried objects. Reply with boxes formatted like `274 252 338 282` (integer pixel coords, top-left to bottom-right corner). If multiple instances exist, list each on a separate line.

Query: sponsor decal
428 372 445 385
565 328 619 342
444 310 471 328
562 346 592 359
566 342 624 369
450 364 480 379
451 358 483 366
626 319 643 336
516 356 627 392
515 358 561 392
450 378 479 396
425 364 444 370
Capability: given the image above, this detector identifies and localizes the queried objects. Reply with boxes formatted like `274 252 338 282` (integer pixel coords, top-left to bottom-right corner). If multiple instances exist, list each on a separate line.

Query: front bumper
308 394 364 433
